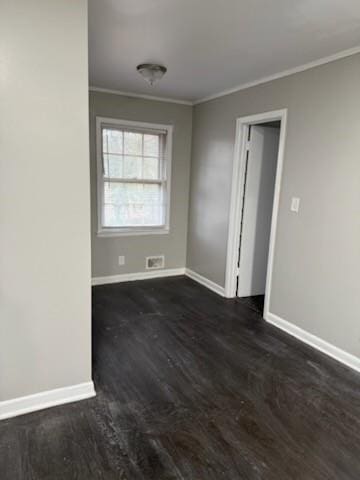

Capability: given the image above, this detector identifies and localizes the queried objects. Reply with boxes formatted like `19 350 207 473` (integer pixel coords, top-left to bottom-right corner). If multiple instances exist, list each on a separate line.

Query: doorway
225 110 288 320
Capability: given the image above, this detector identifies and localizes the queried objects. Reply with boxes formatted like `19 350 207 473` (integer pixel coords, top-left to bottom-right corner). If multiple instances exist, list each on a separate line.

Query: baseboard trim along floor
92 268 186 286
185 271 360 374
91 268 226 297
0 382 96 421
92 269 359 375
185 270 360 374
266 312 360 374
185 268 226 297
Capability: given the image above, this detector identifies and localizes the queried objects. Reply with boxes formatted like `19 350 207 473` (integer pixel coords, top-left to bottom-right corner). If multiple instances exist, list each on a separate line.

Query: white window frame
96 117 173 237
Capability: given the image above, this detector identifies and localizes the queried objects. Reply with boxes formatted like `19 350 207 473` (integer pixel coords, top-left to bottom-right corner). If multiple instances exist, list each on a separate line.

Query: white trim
92 268 185 286
97 227 169 237
0 382 95 421
97 116 173 133
266 312 360 373
225 110 287 312
93 267 227 297
185 268 225 297
89 86 193 106
96 117 173 237
91 47 360 107
194 45 360 104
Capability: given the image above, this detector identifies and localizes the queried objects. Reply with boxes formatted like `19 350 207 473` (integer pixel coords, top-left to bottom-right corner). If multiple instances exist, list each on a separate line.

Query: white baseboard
92 270 359 373
185 268 225 297
92 267 227 298
92 268 186 286
0 381 96 421
266 312 360 373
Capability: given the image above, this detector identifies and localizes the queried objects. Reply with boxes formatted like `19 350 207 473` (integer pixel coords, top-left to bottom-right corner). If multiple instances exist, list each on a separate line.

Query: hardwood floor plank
0 276 359 479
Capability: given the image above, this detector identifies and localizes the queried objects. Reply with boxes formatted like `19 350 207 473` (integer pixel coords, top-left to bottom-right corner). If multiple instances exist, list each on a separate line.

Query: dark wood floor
1 276 359 479
237 295 265 314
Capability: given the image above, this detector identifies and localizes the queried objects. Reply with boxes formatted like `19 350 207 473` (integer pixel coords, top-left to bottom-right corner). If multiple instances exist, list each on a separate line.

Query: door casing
224 109 288 320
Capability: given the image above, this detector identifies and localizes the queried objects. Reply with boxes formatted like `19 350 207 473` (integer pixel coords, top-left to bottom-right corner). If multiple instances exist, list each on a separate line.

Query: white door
237 125 280 297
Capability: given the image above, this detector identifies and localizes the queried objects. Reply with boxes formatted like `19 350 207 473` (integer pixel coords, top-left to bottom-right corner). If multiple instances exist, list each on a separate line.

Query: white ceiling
88 0 360 103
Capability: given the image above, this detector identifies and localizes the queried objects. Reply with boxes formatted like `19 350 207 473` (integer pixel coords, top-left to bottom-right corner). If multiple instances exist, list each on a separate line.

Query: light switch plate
118 256 125 266
290 197 300 213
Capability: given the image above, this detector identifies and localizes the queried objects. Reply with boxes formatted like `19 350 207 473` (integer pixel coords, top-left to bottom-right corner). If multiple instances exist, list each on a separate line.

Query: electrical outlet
118 256 125 266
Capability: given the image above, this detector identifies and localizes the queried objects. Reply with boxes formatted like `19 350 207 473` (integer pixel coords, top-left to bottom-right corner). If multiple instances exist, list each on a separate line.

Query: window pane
103 154 123 178
103 182 163 227
143 157 159 180
144 134 159 157
123 156 142 179
124 132 142 155
103 129 122 154
143 204 163 225
103 203 123 227
143 183 162 204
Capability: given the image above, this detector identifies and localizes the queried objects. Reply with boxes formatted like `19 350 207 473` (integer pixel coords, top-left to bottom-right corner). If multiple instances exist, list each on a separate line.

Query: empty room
1 1 360 479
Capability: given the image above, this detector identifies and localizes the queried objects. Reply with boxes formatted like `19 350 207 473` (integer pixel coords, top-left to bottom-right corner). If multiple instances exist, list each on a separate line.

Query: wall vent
146 255 165 270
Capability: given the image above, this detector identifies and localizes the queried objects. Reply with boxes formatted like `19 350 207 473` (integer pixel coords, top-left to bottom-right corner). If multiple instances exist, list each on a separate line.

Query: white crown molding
91 46 360 107
194 45 360 105
266 312 360 374
89 86 193 106
0 382 96 421
92 268 186 286
185 268 225 297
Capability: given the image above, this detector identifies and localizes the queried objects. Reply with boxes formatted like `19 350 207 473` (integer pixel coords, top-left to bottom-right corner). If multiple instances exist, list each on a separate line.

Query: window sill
97 227 170 238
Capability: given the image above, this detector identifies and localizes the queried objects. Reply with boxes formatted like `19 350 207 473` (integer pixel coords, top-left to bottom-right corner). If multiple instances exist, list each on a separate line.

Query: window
96 117 173 236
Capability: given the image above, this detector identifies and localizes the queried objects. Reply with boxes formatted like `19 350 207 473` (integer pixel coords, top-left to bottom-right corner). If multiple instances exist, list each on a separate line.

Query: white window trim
96 117 173 237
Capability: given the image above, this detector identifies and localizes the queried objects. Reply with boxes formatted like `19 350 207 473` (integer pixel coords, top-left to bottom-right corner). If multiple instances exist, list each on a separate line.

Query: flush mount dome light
136 63 167 86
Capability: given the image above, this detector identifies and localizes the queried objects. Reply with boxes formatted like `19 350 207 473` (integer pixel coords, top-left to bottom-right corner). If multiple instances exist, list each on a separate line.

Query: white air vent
146 255 165 270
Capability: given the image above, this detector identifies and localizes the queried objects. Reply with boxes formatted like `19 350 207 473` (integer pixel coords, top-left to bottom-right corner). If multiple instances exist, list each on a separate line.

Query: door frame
224 109 288 319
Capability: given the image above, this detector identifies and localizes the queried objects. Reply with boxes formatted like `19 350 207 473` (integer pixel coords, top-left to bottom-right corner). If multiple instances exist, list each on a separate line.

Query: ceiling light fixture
136 63 167 86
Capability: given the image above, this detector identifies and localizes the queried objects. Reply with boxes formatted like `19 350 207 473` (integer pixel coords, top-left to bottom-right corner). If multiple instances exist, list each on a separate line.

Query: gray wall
90 92 192 277
0 0 92 400
187 54 360 357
